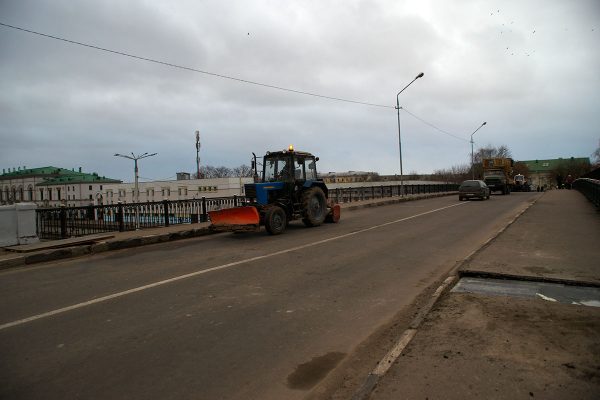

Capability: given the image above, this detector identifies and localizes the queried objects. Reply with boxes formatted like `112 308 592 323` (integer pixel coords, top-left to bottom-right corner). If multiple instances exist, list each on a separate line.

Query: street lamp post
470 122 487 180
114 152 157 229
396 72 424 196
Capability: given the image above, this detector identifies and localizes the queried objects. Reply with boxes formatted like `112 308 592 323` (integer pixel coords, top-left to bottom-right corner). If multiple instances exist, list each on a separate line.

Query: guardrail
573 178 600 209
36 183 457 239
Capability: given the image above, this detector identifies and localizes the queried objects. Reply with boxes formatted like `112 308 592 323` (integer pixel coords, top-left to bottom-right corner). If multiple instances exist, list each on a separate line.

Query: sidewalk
369 189 600 399
0 191 453 270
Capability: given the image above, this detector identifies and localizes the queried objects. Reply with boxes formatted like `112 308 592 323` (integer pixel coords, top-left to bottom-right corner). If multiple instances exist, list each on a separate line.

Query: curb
0 227 212 270
0 192 456 271
350 192 543 400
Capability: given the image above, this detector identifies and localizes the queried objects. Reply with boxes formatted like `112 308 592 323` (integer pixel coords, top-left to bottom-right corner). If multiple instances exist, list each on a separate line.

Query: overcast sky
1 0 598 182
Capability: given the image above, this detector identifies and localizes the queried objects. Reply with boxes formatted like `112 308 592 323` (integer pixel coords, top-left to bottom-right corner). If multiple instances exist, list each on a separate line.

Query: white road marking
0 202 465 331
580 300 600 307
536 293 558 302
372 329 417 375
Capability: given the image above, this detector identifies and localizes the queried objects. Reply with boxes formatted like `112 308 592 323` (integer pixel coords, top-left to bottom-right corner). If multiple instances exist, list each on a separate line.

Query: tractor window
305 158 317 180
264 157 291 182
294 159 305 180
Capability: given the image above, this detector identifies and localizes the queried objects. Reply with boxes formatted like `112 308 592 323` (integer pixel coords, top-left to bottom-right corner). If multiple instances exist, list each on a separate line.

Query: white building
0 166 121 208
102 177 254 204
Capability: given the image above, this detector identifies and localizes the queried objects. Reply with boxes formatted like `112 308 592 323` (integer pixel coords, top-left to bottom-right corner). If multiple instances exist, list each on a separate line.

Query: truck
482 158 514 195
208 146 340 235
513 174 530 192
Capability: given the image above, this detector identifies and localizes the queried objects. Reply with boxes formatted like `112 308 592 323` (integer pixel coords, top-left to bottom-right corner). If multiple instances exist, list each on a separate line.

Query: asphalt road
0 192 540 400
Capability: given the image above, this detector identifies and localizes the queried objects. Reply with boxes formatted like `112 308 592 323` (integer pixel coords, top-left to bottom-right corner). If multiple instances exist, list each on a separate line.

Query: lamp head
416 72 424 79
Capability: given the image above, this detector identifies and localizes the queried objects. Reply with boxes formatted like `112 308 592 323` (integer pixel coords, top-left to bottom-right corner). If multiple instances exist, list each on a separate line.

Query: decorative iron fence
573 178 600 209
329 183 457 203
37 196 244 240
36 184 457 239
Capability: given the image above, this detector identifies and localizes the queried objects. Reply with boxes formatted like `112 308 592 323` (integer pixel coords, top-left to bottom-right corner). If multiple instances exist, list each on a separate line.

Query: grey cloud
1 0 599 182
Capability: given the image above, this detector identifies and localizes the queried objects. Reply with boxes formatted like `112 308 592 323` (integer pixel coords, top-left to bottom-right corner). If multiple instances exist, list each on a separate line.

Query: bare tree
471 144 513 179
198 166 213 179
550 158 591 187
473 144 513 164
513 161 530 177
431 163 470 183
214 166 233 178
198 165 251 178
232 164 253 177
592 146 600 168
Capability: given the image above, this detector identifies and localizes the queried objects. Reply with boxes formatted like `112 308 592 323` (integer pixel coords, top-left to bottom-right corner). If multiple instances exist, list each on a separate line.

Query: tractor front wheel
265 206 286 235
302 187 327 227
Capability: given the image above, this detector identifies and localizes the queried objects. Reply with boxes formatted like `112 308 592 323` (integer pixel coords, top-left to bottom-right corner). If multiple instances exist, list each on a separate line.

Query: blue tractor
209 146 340 234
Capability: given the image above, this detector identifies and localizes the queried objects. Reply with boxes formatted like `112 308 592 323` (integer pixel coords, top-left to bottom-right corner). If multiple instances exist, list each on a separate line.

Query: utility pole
196 130 201 179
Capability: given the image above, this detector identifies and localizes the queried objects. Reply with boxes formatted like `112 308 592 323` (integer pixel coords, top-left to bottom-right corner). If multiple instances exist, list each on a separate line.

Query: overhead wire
400 107 470 142
0 21 471 142
0 22 391 109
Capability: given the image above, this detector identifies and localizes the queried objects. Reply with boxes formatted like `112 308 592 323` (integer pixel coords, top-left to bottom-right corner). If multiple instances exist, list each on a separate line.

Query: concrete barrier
0 203 40 247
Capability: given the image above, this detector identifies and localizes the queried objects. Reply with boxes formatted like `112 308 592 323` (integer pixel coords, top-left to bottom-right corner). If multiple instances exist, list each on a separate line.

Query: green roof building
1 166 121 207
519 157 590 189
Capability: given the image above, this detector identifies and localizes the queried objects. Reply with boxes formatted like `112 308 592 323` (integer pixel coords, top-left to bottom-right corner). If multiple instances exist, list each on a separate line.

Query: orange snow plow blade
208 206 260 232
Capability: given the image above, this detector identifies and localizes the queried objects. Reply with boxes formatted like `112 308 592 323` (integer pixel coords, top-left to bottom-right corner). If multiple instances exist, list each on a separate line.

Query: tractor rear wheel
301 187 327 227
265 206 286 235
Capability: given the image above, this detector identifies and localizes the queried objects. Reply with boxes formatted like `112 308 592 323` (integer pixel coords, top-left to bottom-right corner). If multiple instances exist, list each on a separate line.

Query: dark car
459 180 490 201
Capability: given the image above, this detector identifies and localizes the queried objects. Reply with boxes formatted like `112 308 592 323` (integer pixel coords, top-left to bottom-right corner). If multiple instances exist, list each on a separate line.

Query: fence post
201 197 207 222
59 206 67 239
163 200 170 227
191 200 199 224
117 202 124 232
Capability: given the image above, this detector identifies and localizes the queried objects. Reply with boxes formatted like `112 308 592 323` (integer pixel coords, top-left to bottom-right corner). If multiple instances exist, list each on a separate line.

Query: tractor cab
263 147 319 184
248 146 326 206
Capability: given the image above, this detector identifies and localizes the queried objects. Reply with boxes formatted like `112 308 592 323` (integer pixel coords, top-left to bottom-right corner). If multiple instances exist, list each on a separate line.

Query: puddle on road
287 351 346 390
452 277 600 307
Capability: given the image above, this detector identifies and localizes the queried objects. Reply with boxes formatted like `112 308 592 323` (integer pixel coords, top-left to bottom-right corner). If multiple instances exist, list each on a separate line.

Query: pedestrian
565 174 573 190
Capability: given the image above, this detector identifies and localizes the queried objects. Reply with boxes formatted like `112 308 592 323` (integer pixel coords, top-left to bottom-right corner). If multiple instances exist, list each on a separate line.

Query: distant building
102 177 253 205
176 172 191 180
1 166 255 208
0 166 121 207
521 157 590 189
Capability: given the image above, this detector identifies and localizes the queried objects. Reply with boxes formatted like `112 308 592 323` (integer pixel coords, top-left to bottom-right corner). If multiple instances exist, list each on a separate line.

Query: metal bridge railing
36 196 244 240
330 183 458 203
573 178 600 209
36 184 457 239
